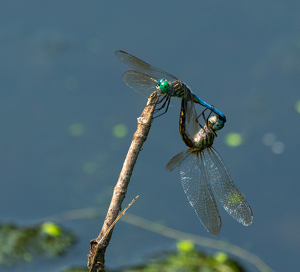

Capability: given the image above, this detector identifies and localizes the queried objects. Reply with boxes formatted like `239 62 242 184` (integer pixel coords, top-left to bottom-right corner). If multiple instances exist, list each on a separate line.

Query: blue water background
0 1 300 271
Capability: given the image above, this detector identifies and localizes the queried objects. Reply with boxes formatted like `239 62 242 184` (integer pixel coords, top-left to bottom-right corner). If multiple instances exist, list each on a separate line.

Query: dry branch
88 92 158 272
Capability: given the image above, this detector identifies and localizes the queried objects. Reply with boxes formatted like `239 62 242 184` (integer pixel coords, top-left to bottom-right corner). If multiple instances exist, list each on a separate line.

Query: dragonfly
115 50 226 121
166 91 252 236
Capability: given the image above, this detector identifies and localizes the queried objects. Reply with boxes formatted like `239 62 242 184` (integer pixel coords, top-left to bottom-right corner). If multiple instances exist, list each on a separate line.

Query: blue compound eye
209 116 224 131
213 119 224 131
156 78 170 94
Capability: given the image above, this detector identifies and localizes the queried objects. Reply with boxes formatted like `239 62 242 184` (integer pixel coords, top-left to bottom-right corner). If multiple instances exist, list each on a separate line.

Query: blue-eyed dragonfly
115 50 226 121
166 91 252 236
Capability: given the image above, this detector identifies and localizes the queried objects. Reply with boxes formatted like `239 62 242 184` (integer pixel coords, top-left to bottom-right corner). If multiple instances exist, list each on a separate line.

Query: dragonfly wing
122 71 159 98
166 149 193 172
123 71 182 107
180 151 221 236
116 50 178 82
204 148 253 226
183 89 201 138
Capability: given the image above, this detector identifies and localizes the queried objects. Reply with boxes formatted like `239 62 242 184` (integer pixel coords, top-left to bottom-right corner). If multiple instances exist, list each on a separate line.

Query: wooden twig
98 195 139 245
88 92 158 272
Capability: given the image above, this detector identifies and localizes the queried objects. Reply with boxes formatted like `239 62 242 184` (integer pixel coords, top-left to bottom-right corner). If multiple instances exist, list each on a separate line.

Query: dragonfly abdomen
179 101 196 148
179 95 216 150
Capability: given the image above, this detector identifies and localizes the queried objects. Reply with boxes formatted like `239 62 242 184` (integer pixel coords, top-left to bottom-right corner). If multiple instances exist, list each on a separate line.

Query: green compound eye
156 78 170 93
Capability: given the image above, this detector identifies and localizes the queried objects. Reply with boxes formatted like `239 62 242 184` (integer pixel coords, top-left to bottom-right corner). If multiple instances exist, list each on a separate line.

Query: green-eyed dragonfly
115 50 226 121
166 91 252 236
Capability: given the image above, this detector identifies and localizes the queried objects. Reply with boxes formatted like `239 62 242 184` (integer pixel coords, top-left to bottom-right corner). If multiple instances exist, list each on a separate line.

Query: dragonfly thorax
191 116 224 150
194 126 216 149
156 78 170 94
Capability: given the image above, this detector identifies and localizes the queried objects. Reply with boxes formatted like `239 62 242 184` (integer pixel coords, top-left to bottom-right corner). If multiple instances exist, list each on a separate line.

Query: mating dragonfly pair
116 50 253 236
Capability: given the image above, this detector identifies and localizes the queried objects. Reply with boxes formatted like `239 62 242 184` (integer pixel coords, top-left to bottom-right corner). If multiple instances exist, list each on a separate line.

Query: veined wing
116 51 227 121
203 148 253 226
183 90 201 139
123 70 181 106
166 149 193 172
116 50 178 83
180 151 221 236
122 71 158 98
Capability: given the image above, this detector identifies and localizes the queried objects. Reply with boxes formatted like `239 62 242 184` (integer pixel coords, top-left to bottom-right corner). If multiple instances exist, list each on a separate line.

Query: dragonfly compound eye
209 116 224 131
156 78 170 93
214 119 224 131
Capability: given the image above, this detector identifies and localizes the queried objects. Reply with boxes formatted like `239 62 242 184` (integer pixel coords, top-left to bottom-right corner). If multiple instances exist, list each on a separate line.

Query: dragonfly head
208 115 224 131
156 78 170 94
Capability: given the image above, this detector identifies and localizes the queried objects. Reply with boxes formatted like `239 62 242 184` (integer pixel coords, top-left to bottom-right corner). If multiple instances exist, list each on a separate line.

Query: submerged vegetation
0 221 75 265
112 240 245 272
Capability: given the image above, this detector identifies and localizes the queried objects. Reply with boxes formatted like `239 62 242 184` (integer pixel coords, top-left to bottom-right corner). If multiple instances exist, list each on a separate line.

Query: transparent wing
166 149 193 172
122 71 158 98
123 70 181 107
116 50 178 82
203 148 253 226
116 51 227 121
180 151 221 236
183 90 201 139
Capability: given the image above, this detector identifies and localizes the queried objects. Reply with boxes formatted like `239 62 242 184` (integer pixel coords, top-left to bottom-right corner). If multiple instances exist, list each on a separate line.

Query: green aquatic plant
111 240 245 272
0 221 75 265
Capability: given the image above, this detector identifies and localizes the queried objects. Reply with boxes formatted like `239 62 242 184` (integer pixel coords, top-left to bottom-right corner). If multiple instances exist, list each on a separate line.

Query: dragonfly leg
197 105 216 127
153 97 171 119
154 95 168 110
209 105 226 123
147 93 164 108
197 108 211 128
207 106 214 119
203 111 208 126
197 108 209 120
